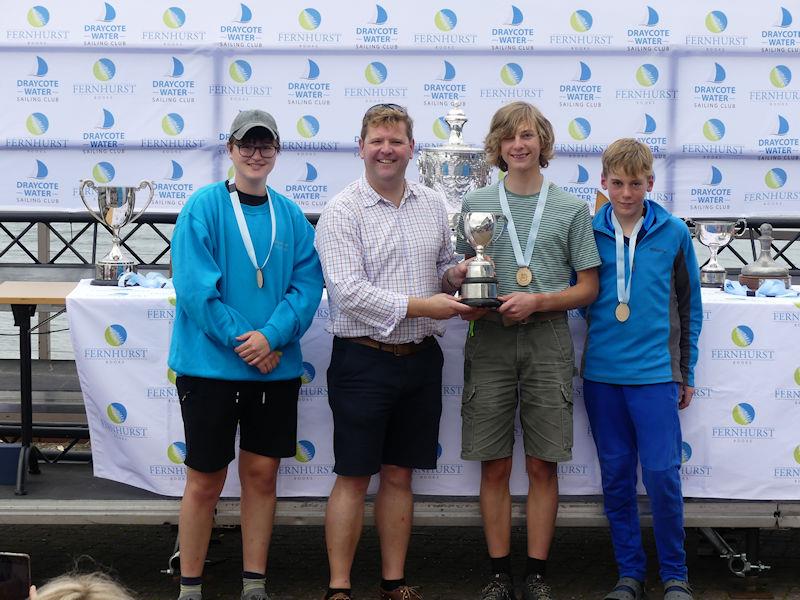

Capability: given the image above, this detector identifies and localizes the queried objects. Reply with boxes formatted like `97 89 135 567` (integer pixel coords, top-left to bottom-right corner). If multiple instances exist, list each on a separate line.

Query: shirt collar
359 174 413 207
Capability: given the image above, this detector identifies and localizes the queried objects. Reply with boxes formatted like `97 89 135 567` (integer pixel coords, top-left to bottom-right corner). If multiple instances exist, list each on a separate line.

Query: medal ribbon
498 177 549 272
227 179 276 278
611 211 644 306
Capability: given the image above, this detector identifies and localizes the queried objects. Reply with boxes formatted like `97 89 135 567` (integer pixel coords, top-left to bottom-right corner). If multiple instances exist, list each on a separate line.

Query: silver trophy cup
458 212 506 308
79 179 155 285
739 223 791 290
691 219 746 288
418 102 492 246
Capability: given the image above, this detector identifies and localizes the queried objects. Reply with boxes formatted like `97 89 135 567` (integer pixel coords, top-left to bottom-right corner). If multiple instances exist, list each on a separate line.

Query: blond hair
33 572 136 600
601 138 654 178
360 104 413 141
484 102 555 171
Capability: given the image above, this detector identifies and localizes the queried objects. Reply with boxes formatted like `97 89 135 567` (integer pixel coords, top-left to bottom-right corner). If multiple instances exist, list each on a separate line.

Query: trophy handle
452 213 465 241
490 214 506 245
78 179 104 224
128 180 156 225
734 218 748 237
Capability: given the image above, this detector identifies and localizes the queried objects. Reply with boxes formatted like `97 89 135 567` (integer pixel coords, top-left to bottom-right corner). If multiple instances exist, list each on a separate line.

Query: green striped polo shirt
456 181 601 295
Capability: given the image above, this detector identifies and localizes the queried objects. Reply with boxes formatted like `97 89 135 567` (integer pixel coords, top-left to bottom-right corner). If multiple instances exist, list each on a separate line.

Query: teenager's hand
235 330 271 366
497 292 541 321
254 351 282 374
29 585 37 599
678 384 694 410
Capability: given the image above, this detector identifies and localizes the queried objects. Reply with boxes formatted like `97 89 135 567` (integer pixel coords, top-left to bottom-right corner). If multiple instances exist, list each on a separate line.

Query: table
67 282 800 500
0 281 77 495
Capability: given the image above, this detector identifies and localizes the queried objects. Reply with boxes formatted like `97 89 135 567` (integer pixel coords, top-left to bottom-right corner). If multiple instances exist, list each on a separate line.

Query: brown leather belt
480 310 566 327
347 335 437 356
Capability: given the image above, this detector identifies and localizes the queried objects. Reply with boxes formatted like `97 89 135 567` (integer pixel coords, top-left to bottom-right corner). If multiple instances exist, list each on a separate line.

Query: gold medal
256 268 264 289
615 302 630 322
516 266 533 287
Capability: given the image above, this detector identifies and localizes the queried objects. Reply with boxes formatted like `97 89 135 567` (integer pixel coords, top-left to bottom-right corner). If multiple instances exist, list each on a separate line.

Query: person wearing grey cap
168 109 324 600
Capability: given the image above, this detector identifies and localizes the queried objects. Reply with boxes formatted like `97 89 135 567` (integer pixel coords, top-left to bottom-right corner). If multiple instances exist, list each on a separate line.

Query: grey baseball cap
229 109 279 141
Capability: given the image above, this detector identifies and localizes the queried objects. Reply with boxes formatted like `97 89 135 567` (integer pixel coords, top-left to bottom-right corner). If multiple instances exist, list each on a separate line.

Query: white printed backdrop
67 283 800 499
2 1 800 217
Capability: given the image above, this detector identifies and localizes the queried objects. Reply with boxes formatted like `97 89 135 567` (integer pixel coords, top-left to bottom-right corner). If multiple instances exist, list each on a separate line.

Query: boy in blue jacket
169 109 323 600
582 139 702 600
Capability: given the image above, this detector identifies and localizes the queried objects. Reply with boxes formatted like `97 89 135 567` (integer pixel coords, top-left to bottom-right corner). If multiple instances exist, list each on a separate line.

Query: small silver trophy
738 223 791 290
79 180 155 285
418 102 492 242
692 219 746 288
458 212 506 308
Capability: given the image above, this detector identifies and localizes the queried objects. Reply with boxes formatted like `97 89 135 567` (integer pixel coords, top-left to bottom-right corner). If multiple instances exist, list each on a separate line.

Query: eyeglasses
366 103 407 114
235 143 278 158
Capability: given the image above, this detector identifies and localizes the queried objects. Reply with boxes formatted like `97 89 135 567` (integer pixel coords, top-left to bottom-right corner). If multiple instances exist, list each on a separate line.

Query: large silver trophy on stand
458 213 506 307
739 223 791 290
418 102 493 244
79 180 155 285
691 219 746 287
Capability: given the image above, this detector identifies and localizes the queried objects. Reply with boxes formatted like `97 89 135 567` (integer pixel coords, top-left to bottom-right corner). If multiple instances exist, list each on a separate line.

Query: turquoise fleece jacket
168 181 323 381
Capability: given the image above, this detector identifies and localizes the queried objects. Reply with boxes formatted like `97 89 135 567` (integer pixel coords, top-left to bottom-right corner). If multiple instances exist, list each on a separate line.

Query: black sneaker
480 573 515 600
522 574 552 600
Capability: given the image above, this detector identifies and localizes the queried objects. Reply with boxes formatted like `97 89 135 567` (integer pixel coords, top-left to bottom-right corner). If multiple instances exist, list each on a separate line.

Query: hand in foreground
459 306 489 321
424 293 478 320
678 384 694 410
29 585 37 599
235 331 272 366
253 350 282 374
497 292 542 321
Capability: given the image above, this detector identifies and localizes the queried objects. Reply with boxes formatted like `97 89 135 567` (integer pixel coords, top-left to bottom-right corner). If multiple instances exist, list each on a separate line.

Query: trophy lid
740 223 790 278
419 101 485 155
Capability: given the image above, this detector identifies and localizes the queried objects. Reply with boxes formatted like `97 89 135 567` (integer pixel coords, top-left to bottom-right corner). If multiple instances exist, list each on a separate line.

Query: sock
179 576 202 598
526 557 547 579
242 572 266 595
381 578 406 591
490 554 512 577
326 588 351 599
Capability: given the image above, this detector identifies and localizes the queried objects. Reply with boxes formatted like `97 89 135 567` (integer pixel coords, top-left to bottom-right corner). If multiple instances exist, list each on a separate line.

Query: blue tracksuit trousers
583 380 688 583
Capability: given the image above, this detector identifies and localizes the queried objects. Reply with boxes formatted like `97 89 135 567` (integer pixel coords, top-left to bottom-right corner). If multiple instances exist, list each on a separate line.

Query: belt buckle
391 343 403 357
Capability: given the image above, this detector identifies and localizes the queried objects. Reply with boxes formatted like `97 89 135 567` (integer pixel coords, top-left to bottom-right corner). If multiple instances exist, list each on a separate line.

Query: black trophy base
461 297 502 309
90 279 121 286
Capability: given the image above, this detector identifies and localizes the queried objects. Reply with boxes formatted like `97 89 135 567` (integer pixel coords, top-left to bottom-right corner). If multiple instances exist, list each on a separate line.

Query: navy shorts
327 336 444 476
177 375 301 473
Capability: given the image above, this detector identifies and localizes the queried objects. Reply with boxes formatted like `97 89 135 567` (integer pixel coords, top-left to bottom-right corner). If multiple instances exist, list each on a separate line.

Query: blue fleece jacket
581 200 703 386
168 181 323 381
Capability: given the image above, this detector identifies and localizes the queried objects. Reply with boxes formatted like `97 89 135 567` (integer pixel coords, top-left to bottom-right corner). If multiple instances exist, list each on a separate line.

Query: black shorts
177 375 301 473
327 337 444 476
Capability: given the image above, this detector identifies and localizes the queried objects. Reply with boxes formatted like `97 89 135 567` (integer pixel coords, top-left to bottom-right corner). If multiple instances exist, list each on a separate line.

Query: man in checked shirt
315 104 479 600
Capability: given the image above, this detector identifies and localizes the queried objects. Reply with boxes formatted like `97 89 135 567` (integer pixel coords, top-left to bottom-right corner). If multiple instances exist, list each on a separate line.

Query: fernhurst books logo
28 5 49 27
297 115 320 138
772 365 800 402
167 368 177 385
703 118 726 141
301 362 316 384
705 11 728 33
770 65 792 88
710 324 775 364
434 9 457 31
106 402 127 424
681 441 692 463
732 402 755 425
105 324 127 346
26 112 49 135
295 440 316 462
500 62 523 86
364 61 387 85
92 58 115 81
636 63 659 87
299 8 322 30
680 441 712 477
570 10 593 32
162 113 184 136
765 168 788 189
773 446 800 480
712 403 775 441
163 7 186 29
167 441 187 463
433 116 450 140
568 117 591 140
229 59 252 83
92 161 115 183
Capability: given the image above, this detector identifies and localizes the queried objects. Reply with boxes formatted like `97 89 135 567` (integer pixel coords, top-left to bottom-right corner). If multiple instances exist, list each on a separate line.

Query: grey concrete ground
4 523 800 600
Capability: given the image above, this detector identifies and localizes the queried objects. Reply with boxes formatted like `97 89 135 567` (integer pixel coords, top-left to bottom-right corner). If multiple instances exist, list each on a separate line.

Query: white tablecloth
66 282 800 499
